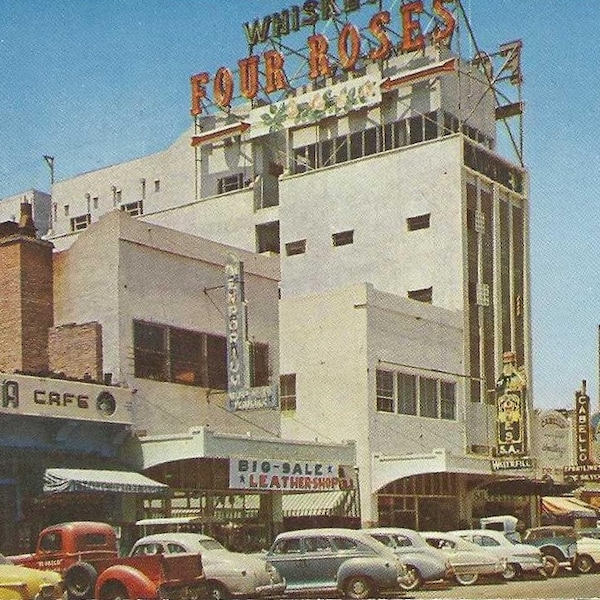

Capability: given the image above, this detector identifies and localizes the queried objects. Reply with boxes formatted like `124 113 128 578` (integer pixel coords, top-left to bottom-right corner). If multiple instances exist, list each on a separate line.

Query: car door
266 536 305 589
301 535 339 588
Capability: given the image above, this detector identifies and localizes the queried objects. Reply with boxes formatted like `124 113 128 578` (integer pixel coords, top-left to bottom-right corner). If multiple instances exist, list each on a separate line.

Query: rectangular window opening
280 374 297 411
332 230 354 247
285 239 306 256
406 213 431 231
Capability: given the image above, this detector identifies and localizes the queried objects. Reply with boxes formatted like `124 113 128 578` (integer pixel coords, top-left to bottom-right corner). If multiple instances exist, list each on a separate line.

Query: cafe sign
0 373 133 424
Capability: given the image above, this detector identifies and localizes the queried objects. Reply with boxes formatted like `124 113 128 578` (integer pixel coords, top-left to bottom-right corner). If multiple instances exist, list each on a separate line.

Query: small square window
332 230 354 247
406 214 430 231
154 179 160 192
285 240 306 256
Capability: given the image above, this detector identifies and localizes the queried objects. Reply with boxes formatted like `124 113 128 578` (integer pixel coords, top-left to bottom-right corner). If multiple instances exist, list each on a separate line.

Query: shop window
406 213 430 231
285 239 306 256
419 377 438 418
280 374 296 411
376 370 394 412
206 334 227 390
332 230 354 247
133 321 167 381
397 373 417 415
440 381 456 420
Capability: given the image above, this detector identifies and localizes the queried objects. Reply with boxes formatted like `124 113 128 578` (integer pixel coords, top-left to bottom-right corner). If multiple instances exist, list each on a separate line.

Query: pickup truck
9 521 206 600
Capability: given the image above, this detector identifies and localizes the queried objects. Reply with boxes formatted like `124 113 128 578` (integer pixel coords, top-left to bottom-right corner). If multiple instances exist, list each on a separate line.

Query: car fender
95 565 157 599
393 551 446 580
336 557 395 587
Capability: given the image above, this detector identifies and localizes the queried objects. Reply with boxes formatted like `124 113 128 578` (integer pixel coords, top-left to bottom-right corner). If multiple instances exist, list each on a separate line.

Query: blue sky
1 1 598 412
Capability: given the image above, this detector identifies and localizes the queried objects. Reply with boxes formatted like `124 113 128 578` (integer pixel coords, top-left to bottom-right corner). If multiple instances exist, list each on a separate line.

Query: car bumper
250 580 287 598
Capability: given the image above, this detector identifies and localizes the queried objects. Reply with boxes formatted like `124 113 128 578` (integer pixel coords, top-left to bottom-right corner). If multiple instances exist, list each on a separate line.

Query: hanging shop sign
495 351 527 456
229 457 356 491
538 410 571 482
0 373 132 424
190 0 455 115
225 255 279 411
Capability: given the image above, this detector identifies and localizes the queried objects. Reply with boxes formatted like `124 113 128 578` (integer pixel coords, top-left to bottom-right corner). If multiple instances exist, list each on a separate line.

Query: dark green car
522 526 578 576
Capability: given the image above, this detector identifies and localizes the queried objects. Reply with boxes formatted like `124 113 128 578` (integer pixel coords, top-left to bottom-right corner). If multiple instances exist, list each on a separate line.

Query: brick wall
0 237 53 373
48 321 103 381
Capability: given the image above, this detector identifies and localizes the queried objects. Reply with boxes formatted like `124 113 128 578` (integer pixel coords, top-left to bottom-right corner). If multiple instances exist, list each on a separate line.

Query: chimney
18 202 36 237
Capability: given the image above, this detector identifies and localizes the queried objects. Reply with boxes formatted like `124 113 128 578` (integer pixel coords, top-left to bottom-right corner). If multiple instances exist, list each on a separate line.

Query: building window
92 196 99 210
408 287 433 303
419 377 438 418
256 221 280 254
375 368 456 421
217 173 245 194
285 239 306 256
332 230 354 247
280 374 296 411
115 189 122 203
440 381 456 420
397 373 417 415
133 321 167 381
406 214 431 231
70 214 91 232
64 205 70 216
132 320 258 390
376 370 394 412
154 179 161 192
121 200 144 217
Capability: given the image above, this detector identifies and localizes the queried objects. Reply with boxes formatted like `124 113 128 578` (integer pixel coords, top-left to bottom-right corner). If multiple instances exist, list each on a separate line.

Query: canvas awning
541 496 598 519
282 490 353 517
44 468 169 495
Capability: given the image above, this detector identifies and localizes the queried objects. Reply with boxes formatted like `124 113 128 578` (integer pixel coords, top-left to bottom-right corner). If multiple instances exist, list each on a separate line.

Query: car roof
365 527 419 536
275 528 369 538
134 532 216 544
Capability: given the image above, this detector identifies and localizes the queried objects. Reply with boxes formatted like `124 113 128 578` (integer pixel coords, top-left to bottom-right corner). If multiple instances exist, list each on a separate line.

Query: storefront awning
541 496 598 519
282 490 352 517
44 468 169 495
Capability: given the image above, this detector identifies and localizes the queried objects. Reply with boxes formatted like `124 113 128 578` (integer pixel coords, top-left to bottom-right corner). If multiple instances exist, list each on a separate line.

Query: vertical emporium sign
225 254 250 399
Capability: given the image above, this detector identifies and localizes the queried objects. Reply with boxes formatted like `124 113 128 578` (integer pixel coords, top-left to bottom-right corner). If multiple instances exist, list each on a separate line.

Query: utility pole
42 155 55 187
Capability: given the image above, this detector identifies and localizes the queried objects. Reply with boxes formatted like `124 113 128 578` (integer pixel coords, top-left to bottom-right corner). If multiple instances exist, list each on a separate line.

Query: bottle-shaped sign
495 351 527 456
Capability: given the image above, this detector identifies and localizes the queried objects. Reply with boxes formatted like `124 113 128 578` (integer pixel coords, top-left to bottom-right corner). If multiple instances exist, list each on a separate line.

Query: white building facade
29 3 533 528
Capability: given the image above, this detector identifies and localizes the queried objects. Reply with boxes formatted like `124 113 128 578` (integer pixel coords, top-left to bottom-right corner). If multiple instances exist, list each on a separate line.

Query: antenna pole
43 155 55 186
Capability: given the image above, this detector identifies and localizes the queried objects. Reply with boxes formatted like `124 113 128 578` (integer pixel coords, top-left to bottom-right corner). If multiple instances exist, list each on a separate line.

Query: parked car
0 553 63 600
130 532 286 600
264 528 408 599
573 530 600 574
451 528 546 581
364 527 451 590
421 531 506 585
522 526 578 576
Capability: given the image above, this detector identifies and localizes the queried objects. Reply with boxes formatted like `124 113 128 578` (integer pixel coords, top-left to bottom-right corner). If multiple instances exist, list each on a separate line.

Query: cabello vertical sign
576 385 592 465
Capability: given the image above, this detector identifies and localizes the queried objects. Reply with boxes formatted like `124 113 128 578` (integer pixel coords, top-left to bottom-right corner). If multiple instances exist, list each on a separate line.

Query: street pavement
405 569 600 599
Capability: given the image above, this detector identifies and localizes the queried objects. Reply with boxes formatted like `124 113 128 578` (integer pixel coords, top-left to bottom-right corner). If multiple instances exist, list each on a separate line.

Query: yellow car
0 554 62 600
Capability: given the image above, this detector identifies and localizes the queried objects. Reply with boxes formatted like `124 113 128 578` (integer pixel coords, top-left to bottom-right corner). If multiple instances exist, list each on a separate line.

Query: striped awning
44 468 169 495
282 490 352 517
541 496 598 519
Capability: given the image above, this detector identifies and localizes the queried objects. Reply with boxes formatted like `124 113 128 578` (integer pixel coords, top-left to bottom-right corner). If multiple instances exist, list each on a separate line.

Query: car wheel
502 562 520 581
64 562 98 600
541 555 560 578
208 582 231 600
455 572 479 586
575 554 595 574
343 575 374 600
399 565 423 591
98 582 129 600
